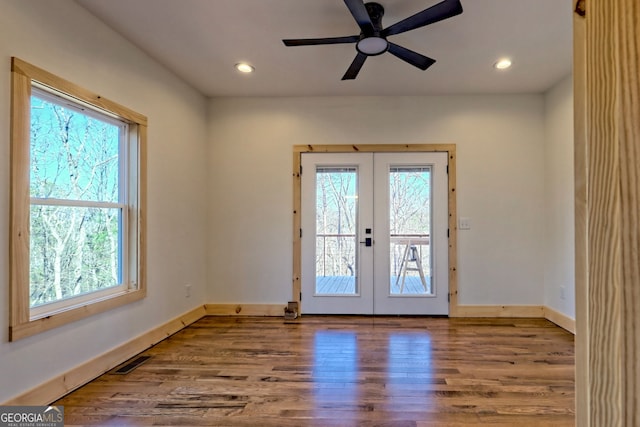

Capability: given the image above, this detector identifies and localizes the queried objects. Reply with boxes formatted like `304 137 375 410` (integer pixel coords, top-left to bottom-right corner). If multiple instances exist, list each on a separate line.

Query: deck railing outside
315 233 430 276
316 233 356 277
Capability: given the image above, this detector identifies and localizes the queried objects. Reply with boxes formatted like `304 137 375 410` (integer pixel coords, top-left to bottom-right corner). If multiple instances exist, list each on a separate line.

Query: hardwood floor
56 316 575 426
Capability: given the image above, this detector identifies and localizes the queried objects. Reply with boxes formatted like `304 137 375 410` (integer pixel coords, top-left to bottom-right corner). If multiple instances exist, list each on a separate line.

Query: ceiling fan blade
383 0 463 37
387 42 436 70
283 35 360 46
343 0 375 35
342 52 368 80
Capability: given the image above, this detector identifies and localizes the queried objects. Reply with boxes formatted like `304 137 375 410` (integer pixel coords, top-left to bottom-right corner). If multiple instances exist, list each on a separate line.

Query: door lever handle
359 237 372 247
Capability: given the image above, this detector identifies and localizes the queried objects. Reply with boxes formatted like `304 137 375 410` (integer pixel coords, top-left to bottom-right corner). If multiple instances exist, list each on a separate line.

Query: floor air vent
113 355 151 374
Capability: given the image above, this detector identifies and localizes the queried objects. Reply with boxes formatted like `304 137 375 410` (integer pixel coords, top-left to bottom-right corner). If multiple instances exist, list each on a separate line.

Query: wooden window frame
9 57 147 341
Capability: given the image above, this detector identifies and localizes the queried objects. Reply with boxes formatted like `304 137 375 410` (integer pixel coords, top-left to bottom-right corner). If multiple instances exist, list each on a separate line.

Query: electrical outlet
560 286 566 300
185 283 192 298
459 217 471 230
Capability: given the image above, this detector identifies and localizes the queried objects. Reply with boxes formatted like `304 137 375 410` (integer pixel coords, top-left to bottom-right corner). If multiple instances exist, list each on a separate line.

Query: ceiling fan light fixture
356 37 389 56
282 0 464 80
235 63 255 73
494 58 512 70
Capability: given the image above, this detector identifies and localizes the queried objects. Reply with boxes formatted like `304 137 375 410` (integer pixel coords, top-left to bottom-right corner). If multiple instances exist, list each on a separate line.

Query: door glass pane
389 166 432 295
315 167 358 295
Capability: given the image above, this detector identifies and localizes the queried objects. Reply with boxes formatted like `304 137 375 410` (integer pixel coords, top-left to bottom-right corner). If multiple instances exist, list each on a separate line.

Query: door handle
359 237 372 247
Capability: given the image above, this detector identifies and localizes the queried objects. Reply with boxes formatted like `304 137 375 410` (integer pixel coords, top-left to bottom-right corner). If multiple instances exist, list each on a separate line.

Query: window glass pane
315 167 358 295
30 95 120 202
389 167 432 295
29 205 121 308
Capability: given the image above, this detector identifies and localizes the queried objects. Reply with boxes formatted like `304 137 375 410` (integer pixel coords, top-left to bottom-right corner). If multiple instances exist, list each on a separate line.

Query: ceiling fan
283 0 463 80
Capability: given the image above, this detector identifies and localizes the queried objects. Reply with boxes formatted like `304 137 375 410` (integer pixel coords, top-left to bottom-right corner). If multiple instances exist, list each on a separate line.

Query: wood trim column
576 0 640 424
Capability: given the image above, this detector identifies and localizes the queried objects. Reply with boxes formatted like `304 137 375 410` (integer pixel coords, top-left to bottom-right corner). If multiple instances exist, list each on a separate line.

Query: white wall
207 95 547 306
0 0 209 402
543 75 575 319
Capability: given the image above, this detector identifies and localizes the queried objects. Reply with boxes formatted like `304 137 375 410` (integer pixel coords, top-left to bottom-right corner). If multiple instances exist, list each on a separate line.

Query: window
10 58 147 341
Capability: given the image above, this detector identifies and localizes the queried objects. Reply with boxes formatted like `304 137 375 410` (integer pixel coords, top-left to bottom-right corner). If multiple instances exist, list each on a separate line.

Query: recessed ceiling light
235 63 255 73
494 58 512 70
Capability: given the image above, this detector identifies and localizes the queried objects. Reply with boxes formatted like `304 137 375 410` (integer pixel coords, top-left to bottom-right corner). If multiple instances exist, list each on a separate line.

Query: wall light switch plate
459 217 471 230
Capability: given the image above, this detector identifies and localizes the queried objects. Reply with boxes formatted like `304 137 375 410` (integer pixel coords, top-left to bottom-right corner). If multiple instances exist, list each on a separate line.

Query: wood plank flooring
56 316 575 426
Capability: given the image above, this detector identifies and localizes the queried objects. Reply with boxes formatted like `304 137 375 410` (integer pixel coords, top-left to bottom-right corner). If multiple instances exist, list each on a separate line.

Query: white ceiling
74 0 573 97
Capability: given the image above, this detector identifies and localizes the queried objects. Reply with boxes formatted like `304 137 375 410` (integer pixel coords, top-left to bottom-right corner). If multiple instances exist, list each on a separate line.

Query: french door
300 152 449 315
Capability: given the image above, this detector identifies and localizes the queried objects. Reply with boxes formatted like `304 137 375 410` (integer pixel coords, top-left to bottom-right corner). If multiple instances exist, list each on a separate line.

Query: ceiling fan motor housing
357 2 389 56
365 2 385 30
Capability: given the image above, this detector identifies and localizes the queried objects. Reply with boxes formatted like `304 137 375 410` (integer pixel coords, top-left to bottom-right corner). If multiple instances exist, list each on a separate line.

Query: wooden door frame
292 144 459 315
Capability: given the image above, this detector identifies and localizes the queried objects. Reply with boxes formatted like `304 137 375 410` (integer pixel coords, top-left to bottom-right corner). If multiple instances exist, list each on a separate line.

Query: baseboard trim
4 305 207 405
451 305 545 318
205 303 285 316
543 306 576 334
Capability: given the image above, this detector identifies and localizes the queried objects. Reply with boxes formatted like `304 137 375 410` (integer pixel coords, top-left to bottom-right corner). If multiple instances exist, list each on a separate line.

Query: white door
372 153 449 315
301 152 448 315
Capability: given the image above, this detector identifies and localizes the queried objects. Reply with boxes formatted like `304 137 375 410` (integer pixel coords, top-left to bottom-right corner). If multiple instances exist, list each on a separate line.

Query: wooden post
575 0 640 424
